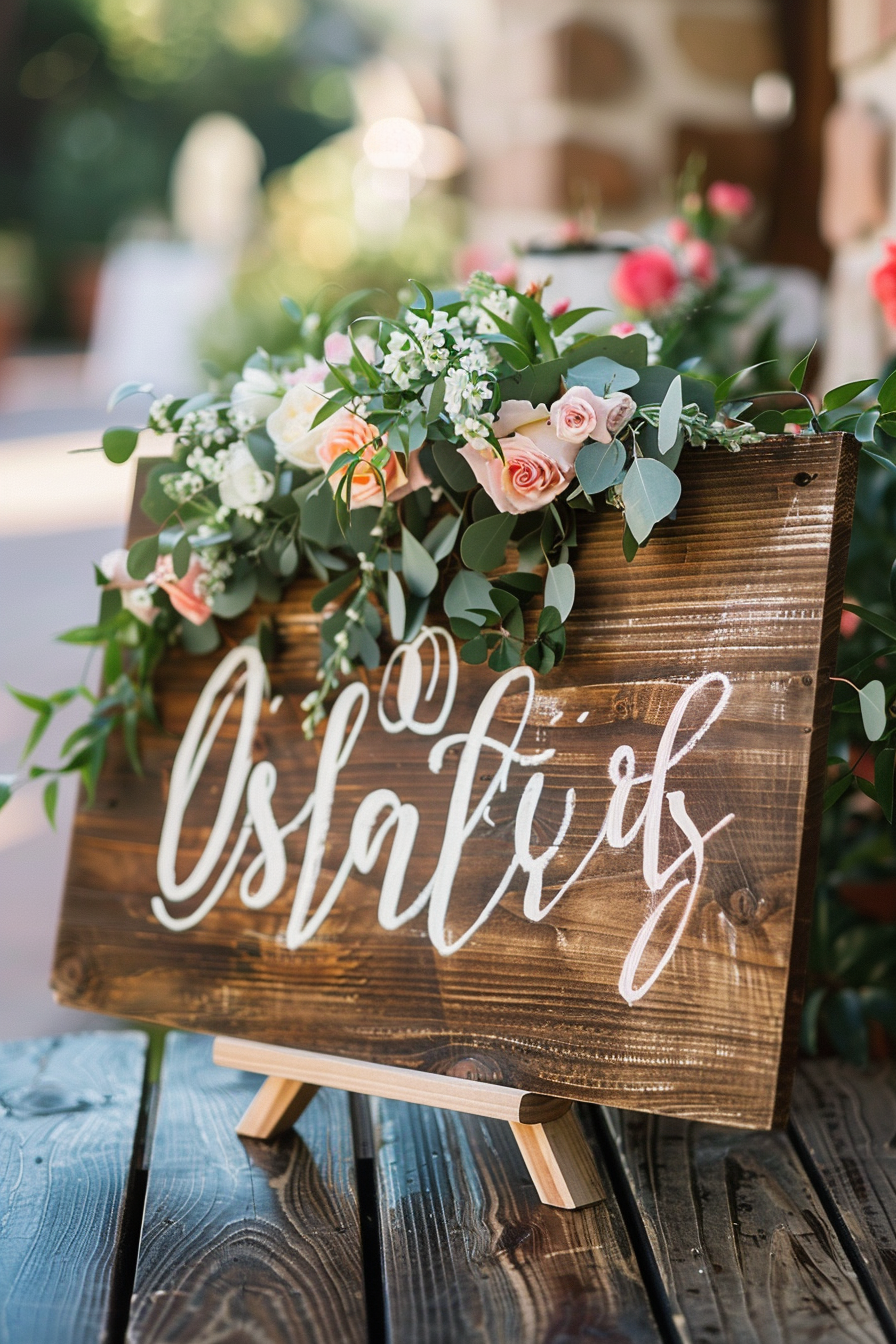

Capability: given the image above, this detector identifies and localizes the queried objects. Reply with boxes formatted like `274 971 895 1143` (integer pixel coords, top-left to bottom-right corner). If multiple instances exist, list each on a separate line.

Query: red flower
706 181 754 220
549 296 571 318
612 246 680 314
871 241 896 328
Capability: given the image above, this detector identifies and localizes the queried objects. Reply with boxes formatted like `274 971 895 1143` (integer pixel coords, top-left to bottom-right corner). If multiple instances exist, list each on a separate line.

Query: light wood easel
213 1036 604 1210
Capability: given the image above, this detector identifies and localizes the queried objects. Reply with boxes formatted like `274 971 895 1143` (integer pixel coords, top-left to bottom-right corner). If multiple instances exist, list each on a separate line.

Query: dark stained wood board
53 434 858 1128
127 1032 366 1344
791 1060 896 1335
369 1095 660 1344
0 1031 147 1344
602 1103 887 1344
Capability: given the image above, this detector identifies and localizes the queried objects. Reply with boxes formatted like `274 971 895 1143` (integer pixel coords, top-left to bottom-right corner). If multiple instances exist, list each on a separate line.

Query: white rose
266 382 330 469
231 367 281 424
218 441 275 511
121 587 158 625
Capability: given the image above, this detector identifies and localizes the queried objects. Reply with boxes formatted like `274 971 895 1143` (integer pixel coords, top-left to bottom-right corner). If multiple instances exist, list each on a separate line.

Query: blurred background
4 0 896 1044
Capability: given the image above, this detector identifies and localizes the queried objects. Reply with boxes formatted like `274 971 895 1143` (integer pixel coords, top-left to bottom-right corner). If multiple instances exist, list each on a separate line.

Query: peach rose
153 553 214 626
317 408 407 508
459 398 579 515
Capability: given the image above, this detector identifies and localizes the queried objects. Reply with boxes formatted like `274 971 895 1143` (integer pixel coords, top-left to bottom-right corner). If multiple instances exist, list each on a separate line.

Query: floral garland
5 270 895 823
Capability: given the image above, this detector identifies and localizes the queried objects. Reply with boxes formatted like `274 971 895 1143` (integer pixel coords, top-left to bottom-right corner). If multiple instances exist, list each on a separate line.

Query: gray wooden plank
0 1030 148 1344
370 1097 661 1344
602 1104 886 1344
127 1032 366 1344
792 1059 896 1335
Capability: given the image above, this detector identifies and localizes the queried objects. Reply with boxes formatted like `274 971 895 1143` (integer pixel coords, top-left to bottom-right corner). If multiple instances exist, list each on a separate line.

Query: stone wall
445 0 786 252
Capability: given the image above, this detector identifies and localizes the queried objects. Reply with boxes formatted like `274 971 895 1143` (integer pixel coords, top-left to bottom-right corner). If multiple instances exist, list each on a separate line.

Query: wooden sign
53 434 857 1129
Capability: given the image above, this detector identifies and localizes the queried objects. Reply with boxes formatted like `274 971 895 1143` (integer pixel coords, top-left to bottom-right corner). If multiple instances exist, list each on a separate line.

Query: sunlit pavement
0 355 145 1038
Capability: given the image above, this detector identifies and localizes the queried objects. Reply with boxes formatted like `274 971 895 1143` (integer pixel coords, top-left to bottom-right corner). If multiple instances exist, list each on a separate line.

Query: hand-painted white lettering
152 630 737 1002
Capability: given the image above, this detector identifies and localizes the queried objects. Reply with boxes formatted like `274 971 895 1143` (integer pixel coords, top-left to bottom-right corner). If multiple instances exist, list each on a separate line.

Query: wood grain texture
0 1030 147 1344
602 1101 887 1344
509 1110 605 1209
54 435 858 1127
370 1096 660 1344
791 1059 896 1333
214 1035 572 1123
236 1077 320 1140
128 1032 366 1343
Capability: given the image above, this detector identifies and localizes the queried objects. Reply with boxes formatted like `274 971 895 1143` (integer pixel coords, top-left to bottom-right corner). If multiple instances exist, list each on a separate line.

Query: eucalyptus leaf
544 563 575 622
401 525 439 597
855 408 880 443
423 513 461 563
127 534 159 580
172 533 192 580
575 438 626 495
212 571 258 618
657 375 683 454
181 616 221 655
859 679 888 741
103 427 140 464
107 381 152 411
387 568 406 641
879 367 896 414
443 570 494 626
460 513 516 573
566 356 639 396
431 441 476 491
621 457 682 544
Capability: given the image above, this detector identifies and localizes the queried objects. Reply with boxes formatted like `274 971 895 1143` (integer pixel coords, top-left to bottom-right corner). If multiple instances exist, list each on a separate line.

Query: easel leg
236 1076 320 1140
509 1109 604 1210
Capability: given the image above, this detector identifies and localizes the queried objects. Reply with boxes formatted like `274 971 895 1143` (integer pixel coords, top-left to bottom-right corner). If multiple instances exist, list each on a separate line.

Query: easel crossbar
213 1036 571 1124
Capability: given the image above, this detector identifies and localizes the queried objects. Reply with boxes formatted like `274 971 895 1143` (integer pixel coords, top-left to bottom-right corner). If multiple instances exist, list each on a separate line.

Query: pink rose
459 398 579 515
667 217 691 245
871 241 896 328
549 296 571 318
612 247 680 314
461 436 566 515
317 408 407 508
706 181 754 220
323 331 378 367
153 553 214 626
841 603 860 639
684 238 716 287
610 321 637 337
552 387 601 443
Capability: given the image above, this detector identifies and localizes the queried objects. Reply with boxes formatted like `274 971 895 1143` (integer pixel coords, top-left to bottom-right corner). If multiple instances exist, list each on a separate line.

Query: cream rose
266 382 330 469
218 441 275 513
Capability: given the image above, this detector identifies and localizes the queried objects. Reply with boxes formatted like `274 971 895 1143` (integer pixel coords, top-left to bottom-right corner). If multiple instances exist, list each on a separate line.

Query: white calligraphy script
153 629 735 1005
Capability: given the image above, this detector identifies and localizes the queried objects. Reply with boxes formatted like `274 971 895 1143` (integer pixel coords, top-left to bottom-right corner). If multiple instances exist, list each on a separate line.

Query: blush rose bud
552 386 637 445
706 180 754 221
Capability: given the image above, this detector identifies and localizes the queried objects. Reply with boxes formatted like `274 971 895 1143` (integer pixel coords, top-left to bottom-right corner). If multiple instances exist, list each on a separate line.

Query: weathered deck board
127 1033 366 1344
0 1030 147 1344
792 1060 896 1336
602 1102 886 1344
370 1097 660 1344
